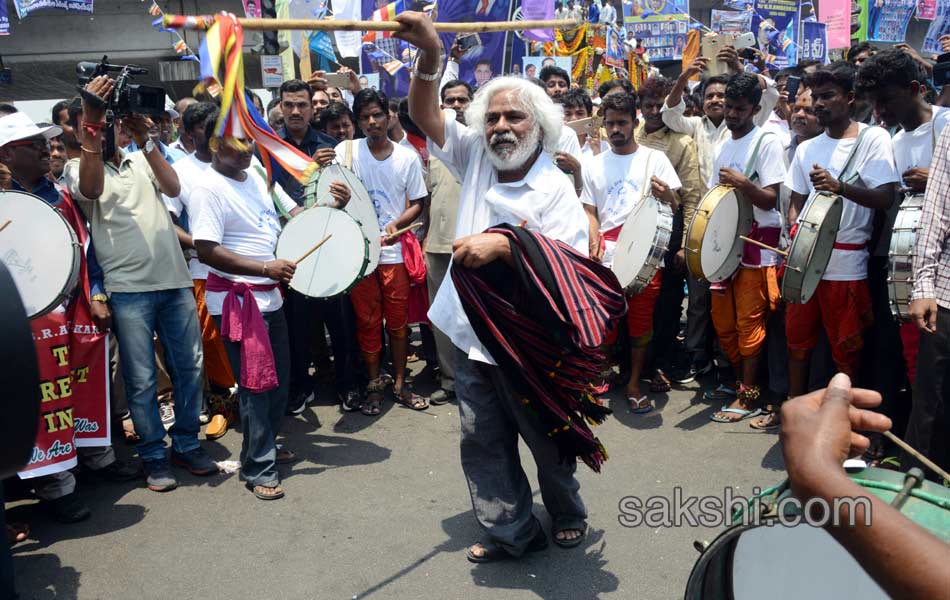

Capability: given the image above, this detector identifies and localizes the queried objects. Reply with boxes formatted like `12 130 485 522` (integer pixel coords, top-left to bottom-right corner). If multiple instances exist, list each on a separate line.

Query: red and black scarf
452 225 627 472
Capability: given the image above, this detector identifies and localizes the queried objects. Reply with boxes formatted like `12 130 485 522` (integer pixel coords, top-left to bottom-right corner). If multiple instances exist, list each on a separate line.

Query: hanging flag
380 58 406 75
174 38 188 53
333 0 363 58
310 31 338 64
14 0 94 19
197 13 317 186
522 0 555 42
363 0 405 42
148 1 162 16
800 21 828 64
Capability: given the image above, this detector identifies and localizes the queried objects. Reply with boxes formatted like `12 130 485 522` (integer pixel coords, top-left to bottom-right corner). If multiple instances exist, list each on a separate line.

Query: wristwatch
144 139 156 154
91 294 109 303
411 49 443 81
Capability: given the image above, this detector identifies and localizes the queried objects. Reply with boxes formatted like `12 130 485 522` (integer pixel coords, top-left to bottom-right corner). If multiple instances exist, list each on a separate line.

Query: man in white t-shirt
581 92 681 414
702 74 787 424
782 62 898 425
401 12 593 561
337 88 429 416
163 102 236 440
192 133 350 500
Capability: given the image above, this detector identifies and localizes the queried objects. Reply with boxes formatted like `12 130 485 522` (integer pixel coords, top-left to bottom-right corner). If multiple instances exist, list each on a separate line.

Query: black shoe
671 360 713 384
429 389 456 406
43 491 92 523
143 459 178 492
285 390 313 415
84 459 141 483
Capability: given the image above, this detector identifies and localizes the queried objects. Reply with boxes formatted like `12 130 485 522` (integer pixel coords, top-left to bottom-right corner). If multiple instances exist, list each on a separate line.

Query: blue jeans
110 288 204 463
214 310 290 487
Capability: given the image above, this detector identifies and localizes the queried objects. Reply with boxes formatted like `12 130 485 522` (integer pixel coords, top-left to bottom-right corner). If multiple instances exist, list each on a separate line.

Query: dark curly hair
637 76 674 102
558 88 593 116
855 48 929 96
725 72 762 106
352 88 390 121
600 91 638 120
598 78 635 99
804 61 856 95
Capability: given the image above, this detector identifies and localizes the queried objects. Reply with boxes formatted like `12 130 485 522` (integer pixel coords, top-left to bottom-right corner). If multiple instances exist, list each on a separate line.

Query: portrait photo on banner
522 56 572 79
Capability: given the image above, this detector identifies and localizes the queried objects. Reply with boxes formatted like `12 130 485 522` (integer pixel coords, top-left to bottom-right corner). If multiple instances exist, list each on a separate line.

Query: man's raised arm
397 12 448 148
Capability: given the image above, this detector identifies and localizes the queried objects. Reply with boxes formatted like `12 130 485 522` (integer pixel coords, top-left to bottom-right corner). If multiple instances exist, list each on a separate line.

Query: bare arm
77 76 114 201
788 190 806 225
398 12 447 147
667 57 707 109
841 181 897 212
195 240 295 283
720 168 779 211
173 223 194 250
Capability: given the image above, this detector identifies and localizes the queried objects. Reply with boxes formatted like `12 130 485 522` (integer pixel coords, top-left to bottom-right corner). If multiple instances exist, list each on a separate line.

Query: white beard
484 123 542 173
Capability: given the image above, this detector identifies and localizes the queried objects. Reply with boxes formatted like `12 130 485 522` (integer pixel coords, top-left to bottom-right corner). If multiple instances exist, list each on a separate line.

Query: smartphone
324 72 351 88
733 32 756 50
785 75 801 103
456 33 482 53
566 115 603 134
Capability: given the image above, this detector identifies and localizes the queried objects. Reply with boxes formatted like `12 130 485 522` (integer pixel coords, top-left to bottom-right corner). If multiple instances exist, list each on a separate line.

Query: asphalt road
9 361 784 600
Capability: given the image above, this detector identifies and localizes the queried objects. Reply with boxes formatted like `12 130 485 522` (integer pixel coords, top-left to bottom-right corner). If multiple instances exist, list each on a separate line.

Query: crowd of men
2 10 950 596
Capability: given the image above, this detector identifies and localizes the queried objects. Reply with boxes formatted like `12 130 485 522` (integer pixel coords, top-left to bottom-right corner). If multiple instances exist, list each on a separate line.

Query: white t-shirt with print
581 145 682 267
786 124 899 281
335 139 427 265
712 126 787 267
191 168 297 315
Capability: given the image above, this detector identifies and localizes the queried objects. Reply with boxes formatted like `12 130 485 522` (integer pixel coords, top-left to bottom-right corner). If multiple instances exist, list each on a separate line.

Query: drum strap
837 126 869 184
344 139 354 171
637 149 655 205
254 165 293 220
742 131 774 181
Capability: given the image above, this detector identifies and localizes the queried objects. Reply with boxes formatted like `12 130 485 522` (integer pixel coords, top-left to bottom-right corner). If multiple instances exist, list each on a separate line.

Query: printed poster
800 21 828 63
623 0 691 62
711 9 753 34
919 0 937 19
13 0 94 19
924 0 950 53
819 0 852 48
866 0 916 42
0 2 8 35
752 0 799 69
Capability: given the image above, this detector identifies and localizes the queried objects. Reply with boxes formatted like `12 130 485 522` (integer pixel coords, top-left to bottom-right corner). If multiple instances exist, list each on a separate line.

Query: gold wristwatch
91 294 109 303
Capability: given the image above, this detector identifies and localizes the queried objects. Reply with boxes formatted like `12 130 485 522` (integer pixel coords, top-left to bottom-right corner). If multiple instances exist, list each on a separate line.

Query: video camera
934 52 950 88
76 56 167 119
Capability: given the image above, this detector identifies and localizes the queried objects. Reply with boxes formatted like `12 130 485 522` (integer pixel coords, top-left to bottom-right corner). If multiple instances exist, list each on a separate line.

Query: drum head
0 190 80 318
782 193 842 304
312 164 380 275
276 206 369 298
700 188 752 282
613 199 659 290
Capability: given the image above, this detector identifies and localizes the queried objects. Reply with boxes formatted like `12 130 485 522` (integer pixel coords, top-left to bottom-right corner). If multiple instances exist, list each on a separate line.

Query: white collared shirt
427 109 589 364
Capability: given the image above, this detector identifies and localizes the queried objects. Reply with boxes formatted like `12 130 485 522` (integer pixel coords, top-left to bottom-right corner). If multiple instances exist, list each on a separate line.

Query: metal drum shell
613 197 674 295
781 191 842 305
888 194 924 322
0 190 81 319
684 185 754 283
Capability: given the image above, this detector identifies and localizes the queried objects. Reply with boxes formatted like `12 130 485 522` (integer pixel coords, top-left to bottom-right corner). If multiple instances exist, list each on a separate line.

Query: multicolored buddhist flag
362 0 405 42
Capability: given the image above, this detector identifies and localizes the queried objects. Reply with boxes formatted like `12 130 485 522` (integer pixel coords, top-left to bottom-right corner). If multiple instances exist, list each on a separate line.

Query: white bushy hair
465 77 564 155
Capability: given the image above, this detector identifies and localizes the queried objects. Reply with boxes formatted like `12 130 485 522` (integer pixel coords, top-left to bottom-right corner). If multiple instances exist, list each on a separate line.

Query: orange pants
711 266 780 367
350 263 410 357
786 279 873 377
606 269 663 347
193 279 235 389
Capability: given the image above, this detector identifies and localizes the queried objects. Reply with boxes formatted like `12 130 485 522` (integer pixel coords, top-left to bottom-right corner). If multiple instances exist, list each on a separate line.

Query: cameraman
64 75 218 492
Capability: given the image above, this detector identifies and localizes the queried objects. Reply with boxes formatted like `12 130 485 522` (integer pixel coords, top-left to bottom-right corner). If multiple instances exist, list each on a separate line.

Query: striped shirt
913 123 950 309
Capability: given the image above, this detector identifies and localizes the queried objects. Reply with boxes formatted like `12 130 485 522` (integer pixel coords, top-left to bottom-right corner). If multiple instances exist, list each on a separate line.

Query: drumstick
738 235 789 258
384 222 423 241
164 15 581 32
293 234 333 265
882 431 950 483
0 219 10 233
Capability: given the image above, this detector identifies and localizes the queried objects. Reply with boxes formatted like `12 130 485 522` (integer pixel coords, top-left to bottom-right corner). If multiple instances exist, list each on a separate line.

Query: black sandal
553 520 588 549
394 386 429 411
361 377 385 416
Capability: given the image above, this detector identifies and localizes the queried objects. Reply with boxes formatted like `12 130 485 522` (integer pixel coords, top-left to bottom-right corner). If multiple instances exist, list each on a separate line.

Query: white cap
0 112 62 147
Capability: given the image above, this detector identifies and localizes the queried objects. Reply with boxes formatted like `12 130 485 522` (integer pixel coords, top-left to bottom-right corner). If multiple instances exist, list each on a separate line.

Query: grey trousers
33 446 116 501
425 252 455 392
454 347 587 554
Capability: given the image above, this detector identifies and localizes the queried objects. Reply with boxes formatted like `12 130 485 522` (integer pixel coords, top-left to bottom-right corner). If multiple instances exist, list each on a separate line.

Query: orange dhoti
193 278 235 389
605 269 663 347
785 279 874 377
350 263 410 359
711 266 781 367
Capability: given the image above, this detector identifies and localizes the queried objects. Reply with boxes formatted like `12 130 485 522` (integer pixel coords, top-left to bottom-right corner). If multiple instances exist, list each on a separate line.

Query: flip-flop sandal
361 378 386 416
628 396 653 414
749 411 780 431
710 406 762 423
394 388 429 411
650 372 672 393
248 484 284 501
703 384 737 403
361 396 381 416
553 523 588 549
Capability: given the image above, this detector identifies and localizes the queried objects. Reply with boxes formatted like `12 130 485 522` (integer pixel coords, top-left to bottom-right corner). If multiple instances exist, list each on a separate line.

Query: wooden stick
165 15 582 32
293 234 333 265
0 219 10 233
883 431 950 483
385 222 422 240
739 235 789 258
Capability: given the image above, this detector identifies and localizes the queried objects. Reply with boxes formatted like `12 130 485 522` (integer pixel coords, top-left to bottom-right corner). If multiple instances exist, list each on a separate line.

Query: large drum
304 163 380 277
686 467 950 600
0 190 80 319
781 191 842 305
612 196 673 294
685 185 754 283
888 193 924 322
276 206 370 298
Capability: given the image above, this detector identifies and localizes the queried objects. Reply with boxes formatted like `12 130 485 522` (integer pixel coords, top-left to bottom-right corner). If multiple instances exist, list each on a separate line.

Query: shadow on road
11 552 80 600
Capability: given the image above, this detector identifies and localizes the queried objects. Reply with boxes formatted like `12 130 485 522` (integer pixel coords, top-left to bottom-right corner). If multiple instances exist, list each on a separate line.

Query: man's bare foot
555 529 583 542
711 399 757 422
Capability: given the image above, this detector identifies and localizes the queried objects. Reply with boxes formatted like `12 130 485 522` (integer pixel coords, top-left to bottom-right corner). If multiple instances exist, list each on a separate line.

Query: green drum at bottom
685 467 950 600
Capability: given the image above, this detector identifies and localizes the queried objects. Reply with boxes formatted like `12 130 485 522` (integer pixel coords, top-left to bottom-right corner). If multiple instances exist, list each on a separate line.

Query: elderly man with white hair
398 12 592 563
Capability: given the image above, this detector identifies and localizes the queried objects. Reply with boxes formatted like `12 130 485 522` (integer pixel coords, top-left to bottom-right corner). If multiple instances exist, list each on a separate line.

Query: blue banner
924 0 950 54
623 0 691 62
436 0 511 88
751 0 799 69
800 21 827 64
14 0 94 19
866 0 915 42
0 2 8 35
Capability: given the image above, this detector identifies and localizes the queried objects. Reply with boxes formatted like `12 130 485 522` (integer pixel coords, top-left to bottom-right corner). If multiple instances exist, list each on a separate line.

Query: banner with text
14 0 94 19
800 21 828 63
819 0 851 48
623 0 691 62
752 0 800 69
924 0 950 52
711 9 753 34
867 0 916 42
0 2 8 35
919 0 937 19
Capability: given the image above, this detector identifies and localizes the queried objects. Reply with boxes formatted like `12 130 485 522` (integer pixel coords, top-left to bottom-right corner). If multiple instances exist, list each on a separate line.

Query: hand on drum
327 180 351 208
263 259 296 283
90 300 112 333
718 167 752 193
313 148 336 167
901 167 928 194
780 373 891 495
650 176 676 208
554 152 581 175
909 298 939 334
809 164 843 195
452 233 510 269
